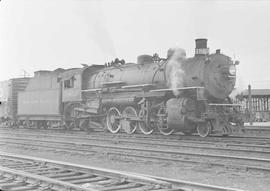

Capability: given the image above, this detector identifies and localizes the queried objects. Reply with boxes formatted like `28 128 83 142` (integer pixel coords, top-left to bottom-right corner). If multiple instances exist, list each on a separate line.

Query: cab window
64 77 75 89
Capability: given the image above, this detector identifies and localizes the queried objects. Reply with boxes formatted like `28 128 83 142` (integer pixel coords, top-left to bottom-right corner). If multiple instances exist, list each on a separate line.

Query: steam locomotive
0 39 243 137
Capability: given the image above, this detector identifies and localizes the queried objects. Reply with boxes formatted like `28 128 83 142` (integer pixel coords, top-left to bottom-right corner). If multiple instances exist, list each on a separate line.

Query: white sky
1 0 270 90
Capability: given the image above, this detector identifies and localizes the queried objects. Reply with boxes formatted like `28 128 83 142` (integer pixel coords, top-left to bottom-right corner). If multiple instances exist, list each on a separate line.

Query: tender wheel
43 122 48 129
64 122 71 130
106 107 121 133
138 108 154 135
64 120 77 130
23 120 31 128
121 106 138 134
197 121 212 137
35 121 41 129
37 121 46 129
157 107 174 136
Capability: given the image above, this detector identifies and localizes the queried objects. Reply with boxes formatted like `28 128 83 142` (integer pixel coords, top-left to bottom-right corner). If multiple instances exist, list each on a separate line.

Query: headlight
229 65 236 76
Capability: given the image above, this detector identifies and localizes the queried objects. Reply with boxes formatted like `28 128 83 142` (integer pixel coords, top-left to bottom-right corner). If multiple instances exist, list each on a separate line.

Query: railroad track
0 128 270 156
244 126 270 133
1 135 270 173
0 127 270 146
0 133 270 158
0 152 243 191
1 125 270 141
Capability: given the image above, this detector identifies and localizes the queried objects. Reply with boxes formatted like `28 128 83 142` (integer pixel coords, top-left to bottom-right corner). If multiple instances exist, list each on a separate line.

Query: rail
0 152 244 191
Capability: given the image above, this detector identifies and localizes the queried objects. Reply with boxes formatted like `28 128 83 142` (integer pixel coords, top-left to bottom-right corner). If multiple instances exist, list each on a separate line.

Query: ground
1 137 269 191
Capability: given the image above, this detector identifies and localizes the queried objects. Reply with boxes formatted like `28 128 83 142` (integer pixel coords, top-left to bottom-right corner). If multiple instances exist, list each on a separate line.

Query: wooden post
248 84 253 125
266 97 268 111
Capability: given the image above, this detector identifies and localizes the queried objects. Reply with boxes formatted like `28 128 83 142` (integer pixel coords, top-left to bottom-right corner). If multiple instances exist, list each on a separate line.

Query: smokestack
195 38 209 56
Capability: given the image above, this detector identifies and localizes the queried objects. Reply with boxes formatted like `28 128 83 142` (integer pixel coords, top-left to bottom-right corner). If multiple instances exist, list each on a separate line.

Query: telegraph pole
248 84 253 125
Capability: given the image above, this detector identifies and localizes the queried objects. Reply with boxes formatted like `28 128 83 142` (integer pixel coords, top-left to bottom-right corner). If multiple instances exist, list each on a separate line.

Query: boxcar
0 80 9 120
0 78 30 124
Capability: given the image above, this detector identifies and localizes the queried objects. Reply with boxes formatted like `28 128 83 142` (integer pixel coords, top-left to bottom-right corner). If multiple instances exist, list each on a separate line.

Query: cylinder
166 98 197 132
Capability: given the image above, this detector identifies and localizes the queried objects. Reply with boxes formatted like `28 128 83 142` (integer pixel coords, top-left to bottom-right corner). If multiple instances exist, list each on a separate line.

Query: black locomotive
0 39 244 137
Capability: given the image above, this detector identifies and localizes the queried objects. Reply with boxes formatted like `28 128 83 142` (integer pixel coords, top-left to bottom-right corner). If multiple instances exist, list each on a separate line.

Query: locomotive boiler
7 38 243 137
